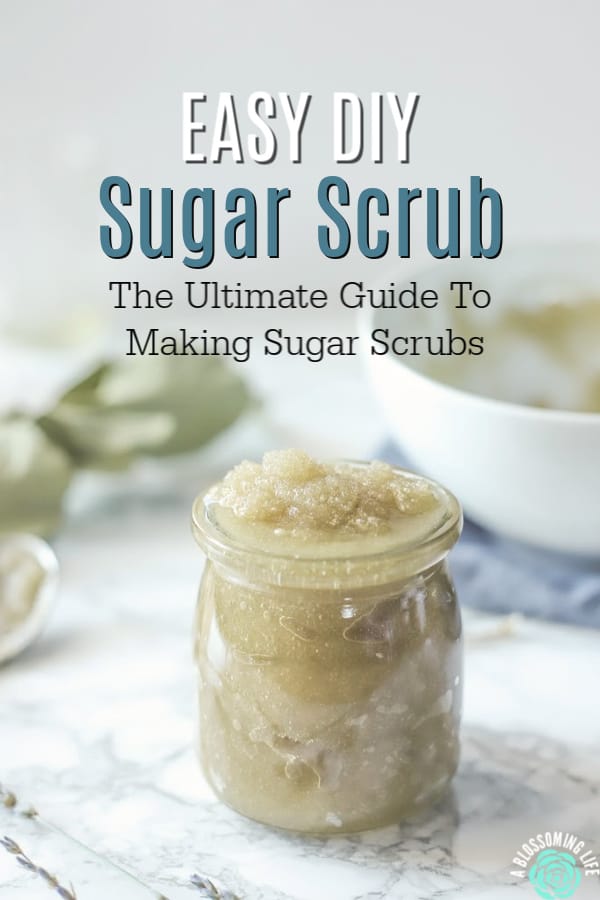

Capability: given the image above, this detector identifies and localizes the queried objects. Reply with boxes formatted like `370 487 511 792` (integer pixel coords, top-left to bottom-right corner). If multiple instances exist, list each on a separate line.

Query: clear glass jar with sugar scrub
191 451 463 834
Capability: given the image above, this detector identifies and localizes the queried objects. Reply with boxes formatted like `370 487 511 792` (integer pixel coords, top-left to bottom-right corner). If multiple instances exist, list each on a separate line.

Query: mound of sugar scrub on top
210 449 438 535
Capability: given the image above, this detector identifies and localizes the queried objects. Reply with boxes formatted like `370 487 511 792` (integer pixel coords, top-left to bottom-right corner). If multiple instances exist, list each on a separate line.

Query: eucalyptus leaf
38 356 253 470
0 416 74 536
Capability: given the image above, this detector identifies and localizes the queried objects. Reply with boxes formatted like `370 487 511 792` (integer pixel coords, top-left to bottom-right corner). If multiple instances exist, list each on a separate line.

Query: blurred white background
2 1 599 305
1 0 599 450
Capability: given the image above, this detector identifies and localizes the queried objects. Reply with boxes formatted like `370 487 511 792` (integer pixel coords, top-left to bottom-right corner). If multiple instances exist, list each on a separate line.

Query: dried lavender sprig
1 834 77 899
1 789 16 809
3 782 236 900
190 872 241 899
1 782 37 818
1 782 169 897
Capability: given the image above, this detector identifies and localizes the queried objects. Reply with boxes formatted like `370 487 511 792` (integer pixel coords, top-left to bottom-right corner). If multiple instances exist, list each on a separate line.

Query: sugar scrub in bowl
192 450 463 833
361 243 600 555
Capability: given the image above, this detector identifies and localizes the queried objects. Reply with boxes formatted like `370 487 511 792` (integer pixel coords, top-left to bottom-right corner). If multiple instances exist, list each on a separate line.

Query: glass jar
192 463 462 834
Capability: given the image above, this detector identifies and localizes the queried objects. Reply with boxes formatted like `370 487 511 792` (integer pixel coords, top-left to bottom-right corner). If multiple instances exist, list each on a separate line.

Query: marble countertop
1 453 599 900
1 356 599 900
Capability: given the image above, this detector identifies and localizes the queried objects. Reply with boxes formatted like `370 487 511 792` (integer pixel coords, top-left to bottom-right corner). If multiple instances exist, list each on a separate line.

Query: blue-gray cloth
381 443 600 629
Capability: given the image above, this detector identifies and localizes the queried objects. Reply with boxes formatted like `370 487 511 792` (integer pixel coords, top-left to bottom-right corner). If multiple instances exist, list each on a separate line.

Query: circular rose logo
529 849 581 899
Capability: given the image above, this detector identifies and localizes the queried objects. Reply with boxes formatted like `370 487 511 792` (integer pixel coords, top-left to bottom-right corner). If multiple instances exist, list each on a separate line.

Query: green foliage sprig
0 356 252 536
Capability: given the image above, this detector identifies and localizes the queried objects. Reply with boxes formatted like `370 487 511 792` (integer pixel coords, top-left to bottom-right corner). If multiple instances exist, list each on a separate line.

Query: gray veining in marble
1 464 599 899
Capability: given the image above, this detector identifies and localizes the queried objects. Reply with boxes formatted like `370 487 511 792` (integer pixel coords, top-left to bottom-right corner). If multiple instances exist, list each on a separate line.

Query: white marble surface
1 355 600 900
1 443 599 900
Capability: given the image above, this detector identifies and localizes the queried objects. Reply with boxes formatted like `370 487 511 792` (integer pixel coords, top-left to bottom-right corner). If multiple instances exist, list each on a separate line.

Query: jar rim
191 461 462 588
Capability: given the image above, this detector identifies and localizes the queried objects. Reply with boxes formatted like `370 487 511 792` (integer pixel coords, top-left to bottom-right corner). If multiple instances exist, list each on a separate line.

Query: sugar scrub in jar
192 450 463 833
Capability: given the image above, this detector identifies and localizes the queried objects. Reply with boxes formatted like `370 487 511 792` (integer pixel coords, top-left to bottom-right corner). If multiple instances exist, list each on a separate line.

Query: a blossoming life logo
511 831 599 899
528 850 580 899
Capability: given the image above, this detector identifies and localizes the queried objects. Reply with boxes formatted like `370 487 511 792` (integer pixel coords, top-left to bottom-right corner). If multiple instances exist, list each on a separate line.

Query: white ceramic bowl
361 246 600 555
